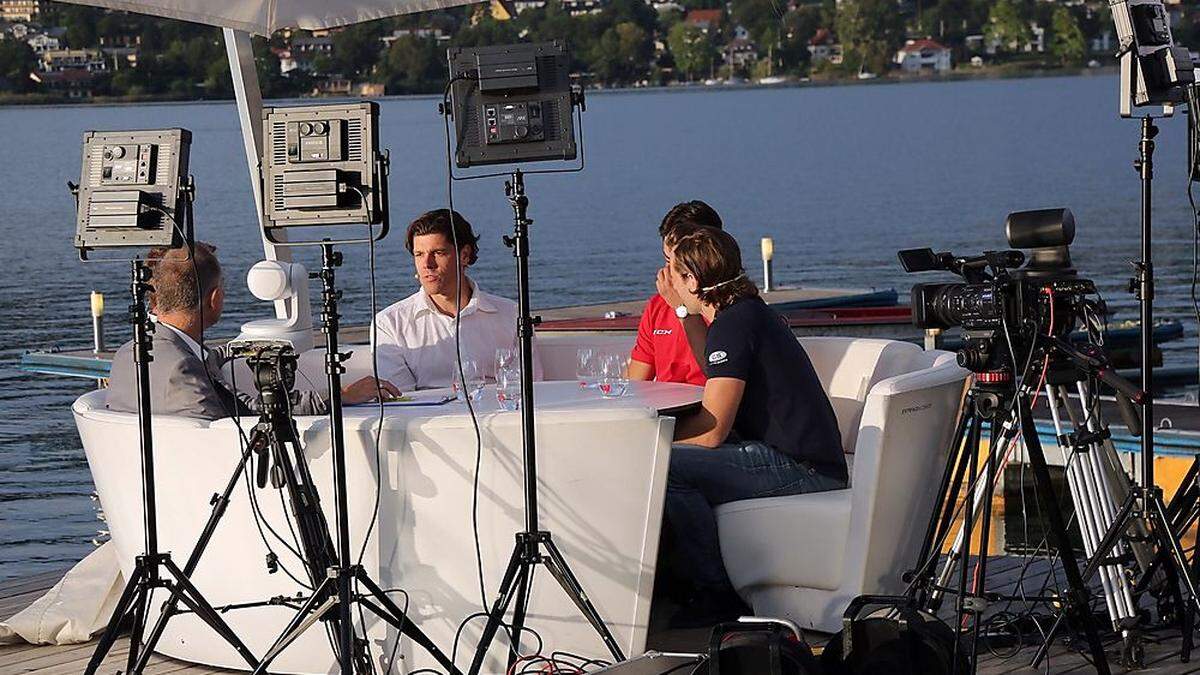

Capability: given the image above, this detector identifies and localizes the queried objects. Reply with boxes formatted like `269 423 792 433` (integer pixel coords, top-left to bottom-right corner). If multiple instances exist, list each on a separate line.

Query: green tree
667 22 715 81
1050 6 1086 67
835 0 904 74
331 24 386 78
590 21 651 84
985 0 1033 54
376 35 442 93
0 39 36 92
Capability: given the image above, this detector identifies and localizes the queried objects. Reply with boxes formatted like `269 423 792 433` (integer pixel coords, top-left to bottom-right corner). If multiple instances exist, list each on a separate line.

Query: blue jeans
665 441 847 593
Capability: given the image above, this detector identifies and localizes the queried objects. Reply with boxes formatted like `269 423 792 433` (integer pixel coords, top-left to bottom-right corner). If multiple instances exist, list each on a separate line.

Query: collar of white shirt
155 318 206 361
414 278 499 318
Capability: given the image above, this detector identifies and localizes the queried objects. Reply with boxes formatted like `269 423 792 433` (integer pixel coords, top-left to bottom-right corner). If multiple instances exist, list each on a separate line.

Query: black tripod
904 336 1113 675
85 260 259 674
249 244 462 675
467 171 625 675
1030 115 1200 668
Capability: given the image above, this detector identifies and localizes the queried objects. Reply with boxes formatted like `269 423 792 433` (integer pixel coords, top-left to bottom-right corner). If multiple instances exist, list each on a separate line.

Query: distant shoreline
0 64 1115 109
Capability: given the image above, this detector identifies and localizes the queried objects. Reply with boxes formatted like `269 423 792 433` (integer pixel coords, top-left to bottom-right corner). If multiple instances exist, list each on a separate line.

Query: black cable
441 73 490 613
358 218 388 567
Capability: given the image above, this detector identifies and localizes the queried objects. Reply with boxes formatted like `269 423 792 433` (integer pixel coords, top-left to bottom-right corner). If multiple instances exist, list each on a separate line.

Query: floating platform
4 560 1199 674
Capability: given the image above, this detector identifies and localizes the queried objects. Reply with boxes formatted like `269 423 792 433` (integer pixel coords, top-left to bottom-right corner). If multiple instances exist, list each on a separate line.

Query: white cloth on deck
0 543 123 645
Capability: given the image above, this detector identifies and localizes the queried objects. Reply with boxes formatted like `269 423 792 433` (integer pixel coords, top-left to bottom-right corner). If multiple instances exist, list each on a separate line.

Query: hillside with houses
0 0 1190 101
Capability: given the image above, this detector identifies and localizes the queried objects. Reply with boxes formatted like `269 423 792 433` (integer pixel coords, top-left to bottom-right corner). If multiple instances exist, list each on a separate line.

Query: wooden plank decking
4 559 1200 674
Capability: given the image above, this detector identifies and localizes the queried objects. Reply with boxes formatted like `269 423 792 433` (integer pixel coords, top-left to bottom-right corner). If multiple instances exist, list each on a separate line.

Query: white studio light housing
232 260 314 353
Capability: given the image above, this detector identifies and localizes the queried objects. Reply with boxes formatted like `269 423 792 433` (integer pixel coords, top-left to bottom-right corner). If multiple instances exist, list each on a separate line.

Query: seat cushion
715 489 851 593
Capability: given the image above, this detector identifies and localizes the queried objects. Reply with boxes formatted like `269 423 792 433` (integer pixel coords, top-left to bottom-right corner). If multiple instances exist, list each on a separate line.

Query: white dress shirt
373 280 542 390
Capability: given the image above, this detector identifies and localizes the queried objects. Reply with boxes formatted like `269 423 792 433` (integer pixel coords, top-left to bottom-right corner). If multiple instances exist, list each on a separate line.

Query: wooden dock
5 557 1200 674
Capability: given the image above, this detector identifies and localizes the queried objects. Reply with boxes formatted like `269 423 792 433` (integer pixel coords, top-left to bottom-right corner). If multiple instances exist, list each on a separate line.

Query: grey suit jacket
105 325 327 420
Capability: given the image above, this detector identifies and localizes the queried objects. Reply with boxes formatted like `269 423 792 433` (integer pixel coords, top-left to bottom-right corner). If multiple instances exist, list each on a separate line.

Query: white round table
343 379 703 419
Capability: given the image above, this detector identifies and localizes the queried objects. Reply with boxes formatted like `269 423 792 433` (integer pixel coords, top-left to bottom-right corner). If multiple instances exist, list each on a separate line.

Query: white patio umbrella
54 0 480 36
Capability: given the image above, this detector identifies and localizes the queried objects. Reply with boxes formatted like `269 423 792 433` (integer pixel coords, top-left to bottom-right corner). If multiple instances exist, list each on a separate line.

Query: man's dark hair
406 209 481 265
146 242 222 314
658 200 723 242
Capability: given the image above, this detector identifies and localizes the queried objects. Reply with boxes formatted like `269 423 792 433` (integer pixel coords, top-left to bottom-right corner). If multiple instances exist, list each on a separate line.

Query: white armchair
714 338 968 633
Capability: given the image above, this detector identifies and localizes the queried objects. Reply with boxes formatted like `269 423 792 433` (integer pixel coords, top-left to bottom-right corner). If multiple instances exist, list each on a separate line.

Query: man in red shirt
628 201 723 386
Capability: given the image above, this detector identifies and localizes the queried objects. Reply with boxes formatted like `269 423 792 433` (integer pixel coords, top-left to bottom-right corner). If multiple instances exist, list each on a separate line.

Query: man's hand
656 266 683 308
342 377 402 405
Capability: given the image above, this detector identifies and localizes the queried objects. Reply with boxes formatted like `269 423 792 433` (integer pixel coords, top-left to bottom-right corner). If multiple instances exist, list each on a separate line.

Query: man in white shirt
375 209 541 389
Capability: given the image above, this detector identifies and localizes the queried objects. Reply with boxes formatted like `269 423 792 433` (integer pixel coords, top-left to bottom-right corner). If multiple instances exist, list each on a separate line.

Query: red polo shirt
629 294 708 386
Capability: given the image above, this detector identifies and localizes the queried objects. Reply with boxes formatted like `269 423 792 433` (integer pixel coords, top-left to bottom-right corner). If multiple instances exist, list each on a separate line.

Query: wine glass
598 353 630 399
452 359 484 402
495 347 517 379
576 347 601 389
496 365 522 411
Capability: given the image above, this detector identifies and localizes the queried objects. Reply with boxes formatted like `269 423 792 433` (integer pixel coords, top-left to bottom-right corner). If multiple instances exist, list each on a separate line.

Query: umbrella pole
223 28 297 323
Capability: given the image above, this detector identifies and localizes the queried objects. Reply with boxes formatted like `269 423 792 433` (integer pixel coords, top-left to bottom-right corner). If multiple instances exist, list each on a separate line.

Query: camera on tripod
228 341 298 411
899 208 1097 374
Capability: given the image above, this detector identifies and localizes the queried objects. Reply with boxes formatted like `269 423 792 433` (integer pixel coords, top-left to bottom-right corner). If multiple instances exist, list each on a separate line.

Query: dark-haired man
106 243 398 419
628 200 723 386
375 209 540 389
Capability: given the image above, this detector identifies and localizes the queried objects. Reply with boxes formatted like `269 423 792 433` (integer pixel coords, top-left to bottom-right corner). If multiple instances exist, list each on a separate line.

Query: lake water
2 73 1199 581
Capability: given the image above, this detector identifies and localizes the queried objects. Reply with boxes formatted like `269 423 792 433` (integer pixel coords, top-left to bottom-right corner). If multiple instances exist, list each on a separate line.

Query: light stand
1030 116 1200 668
84 257 260 674
250 243 462 675
466 171 625 675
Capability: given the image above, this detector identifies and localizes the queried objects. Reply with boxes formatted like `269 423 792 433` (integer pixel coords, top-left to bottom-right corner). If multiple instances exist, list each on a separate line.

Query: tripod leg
1020 409 1112 675
353 569 463 675
252 578 337 675
135 442 257 667
911 396 975 607
1151 496 1200 615
161 558 259 667
84 564 145 675
124 575 151 675
541 537 626 661
468 544 529 675
505 565 531 670
951 414 980 675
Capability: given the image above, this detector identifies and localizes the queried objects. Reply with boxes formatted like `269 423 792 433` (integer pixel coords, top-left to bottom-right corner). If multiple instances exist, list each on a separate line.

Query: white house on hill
895 38 951 72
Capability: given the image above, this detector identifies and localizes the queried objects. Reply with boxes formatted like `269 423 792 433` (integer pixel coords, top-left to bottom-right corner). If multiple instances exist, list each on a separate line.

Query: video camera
228 341 298 414
899 208 1097 373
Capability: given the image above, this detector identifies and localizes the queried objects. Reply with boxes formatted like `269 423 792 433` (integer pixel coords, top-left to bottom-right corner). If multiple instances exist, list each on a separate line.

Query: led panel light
73 128 191 255
261 102 383 232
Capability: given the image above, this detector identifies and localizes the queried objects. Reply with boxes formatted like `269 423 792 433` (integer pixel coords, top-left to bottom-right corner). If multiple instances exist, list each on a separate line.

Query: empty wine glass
576 347 601 389
452 359 485 402
496 365 522 411
598 353 630 399
495 347 517 379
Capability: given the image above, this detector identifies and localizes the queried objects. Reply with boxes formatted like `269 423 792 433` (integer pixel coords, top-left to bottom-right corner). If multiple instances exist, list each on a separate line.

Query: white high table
169 380 700 674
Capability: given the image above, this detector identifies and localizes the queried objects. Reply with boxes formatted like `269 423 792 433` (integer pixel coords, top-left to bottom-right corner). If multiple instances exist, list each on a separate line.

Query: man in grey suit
106 242 399 419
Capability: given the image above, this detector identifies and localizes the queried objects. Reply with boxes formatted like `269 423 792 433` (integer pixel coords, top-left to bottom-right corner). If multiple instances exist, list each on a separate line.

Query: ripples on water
1 74 1198 581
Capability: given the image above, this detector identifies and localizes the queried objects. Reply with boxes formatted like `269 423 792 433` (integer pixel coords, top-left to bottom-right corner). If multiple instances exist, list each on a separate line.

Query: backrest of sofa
842 352 969 594
797 338 925 452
